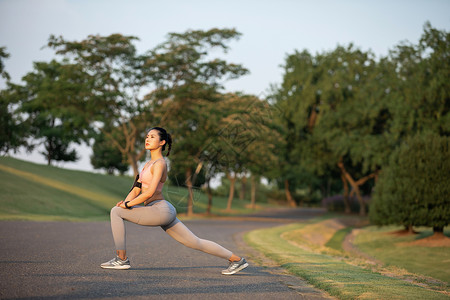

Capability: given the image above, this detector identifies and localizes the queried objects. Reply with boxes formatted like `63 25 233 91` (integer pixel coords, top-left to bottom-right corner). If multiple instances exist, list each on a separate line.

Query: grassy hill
0 157 271 221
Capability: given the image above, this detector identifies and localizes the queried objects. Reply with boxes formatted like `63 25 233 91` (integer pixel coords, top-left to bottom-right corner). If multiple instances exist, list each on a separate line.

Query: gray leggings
110 200 233 260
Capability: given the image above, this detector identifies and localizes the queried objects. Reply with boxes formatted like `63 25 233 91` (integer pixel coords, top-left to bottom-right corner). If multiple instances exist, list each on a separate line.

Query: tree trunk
338 159 365 216
45 138 53 166
348 177 365 216
107 167 114 175
186 168 194 216
226 172 236 211
340 173 351 214
284 179 297 207
239 176 247 201
250 175 257 209
47 148 52 166
191 161 203 187
308 104 318 132
206 179 213 215
128 153 139 177
433 226 445 238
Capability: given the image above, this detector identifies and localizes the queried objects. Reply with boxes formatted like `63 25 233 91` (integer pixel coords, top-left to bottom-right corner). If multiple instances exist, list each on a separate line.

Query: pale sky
1 0 449 173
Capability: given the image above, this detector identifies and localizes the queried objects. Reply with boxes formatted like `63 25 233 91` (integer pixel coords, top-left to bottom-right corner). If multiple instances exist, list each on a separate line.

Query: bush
369 132 450 234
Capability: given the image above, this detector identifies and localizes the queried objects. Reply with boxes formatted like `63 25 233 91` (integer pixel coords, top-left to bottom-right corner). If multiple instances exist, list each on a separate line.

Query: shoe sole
101 265 131 270
221 262 249 275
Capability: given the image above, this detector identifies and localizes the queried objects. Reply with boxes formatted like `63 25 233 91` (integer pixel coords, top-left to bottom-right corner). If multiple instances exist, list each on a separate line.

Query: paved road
0 208 333 299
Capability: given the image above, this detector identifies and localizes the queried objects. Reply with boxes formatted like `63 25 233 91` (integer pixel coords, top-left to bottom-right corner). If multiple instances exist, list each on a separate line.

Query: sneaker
221 258 248 275
101 256 131 270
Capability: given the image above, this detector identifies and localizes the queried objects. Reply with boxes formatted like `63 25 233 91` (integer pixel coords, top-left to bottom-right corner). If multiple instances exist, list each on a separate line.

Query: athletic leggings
110 200 233 260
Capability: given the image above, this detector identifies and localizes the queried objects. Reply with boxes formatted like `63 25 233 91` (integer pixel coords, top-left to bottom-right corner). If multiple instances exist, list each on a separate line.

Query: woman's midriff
144 191 164 206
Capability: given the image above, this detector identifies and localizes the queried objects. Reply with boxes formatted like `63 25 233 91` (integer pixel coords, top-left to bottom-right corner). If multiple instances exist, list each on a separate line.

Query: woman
101 127 248 275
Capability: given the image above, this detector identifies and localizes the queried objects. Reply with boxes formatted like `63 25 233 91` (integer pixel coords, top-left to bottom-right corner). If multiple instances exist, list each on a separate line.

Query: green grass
0 157 272 221
245 220 449 299
0 168 112 221
325 226 353 252
354 226 450 283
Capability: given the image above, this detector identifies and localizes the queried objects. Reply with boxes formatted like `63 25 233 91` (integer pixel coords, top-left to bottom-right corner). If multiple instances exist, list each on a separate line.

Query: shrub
369 132 450 234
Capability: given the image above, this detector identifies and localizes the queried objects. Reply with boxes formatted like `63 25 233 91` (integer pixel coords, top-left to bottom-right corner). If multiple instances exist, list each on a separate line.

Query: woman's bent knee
111 206 121 217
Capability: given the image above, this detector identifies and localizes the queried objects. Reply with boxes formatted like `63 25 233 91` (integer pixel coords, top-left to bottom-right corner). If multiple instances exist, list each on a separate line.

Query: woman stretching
101 127 248 275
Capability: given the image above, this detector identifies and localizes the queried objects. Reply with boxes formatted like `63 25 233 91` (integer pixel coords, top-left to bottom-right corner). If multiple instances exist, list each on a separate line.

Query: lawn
0 157 272 221
353 225 450 283
245 218 450 299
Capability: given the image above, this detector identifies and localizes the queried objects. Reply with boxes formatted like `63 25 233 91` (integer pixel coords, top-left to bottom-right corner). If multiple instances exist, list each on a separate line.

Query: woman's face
145 129 165 151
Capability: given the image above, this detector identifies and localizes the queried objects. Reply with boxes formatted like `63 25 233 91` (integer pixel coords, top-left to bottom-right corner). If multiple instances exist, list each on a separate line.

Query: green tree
369 23 449 233
312 45 391 215
147 28 248 216
13 60 91 164
91 129 129 175
47 34 154 175
0 47 10 81
272 45 388 214
0 47 31 155
370 133 450 236
387 22 449 139
219 93 281 210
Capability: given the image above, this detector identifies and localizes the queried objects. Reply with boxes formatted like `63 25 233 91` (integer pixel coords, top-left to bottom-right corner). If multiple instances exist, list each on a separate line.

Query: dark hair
150 127 172 156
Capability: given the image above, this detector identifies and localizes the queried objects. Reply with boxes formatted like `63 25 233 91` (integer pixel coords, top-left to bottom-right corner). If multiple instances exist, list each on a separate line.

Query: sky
1 0 449 173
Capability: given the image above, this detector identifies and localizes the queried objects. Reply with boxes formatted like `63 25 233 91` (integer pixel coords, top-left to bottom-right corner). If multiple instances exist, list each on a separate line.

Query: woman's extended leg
164 219 233 259
164 219 249 274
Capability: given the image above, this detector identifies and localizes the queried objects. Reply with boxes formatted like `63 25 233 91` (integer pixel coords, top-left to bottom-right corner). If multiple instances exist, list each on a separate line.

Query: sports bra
139 158 166 205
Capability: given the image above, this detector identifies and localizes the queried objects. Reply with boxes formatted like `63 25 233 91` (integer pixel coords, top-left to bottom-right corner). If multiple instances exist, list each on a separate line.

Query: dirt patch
388 229 419 236
300 219 346 246
244 204 263 209
342 229 383 265
398 235 450 247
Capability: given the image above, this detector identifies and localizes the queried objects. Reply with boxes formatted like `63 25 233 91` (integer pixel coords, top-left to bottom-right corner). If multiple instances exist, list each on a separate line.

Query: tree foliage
7 60 91 164
370 133 450 234
2 23 447 224
271 23 449 219
47 34 154 174
90 128 129 175
147 28 249 215
0 47 30 155
272 45 387 214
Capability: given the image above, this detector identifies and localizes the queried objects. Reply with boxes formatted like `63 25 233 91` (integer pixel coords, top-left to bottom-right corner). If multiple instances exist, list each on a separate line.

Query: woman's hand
116 200 124 207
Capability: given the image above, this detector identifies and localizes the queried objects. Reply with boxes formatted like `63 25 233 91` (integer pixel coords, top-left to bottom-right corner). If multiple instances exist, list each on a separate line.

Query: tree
91 129 129 175
0 47 11 81
13 60 91 164
369 23 450 234
220 93 281 210
272 45 389 214
47 34 154 175
386 22 449 139
147 28 248 216
0 47 30 155
370 133 450 236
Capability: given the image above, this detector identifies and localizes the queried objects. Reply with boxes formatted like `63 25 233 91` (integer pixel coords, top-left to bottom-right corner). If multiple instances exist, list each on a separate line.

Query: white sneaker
101 256 131 270
222 258 248 275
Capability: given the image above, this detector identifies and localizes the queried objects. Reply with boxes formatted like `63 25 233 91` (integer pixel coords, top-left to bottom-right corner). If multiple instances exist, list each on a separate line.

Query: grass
245 219 450 299
354 226 450 283
325 226 353 252
0 157 272 221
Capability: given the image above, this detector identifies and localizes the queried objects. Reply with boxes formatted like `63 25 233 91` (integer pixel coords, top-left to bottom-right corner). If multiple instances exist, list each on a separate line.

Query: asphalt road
0 207 333 299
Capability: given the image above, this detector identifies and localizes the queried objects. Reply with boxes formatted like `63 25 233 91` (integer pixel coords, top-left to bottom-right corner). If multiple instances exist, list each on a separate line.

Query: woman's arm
120 160 165 208
115 186 141 207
